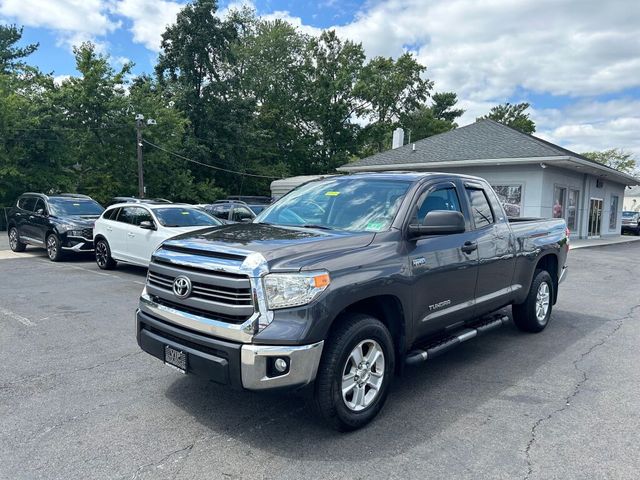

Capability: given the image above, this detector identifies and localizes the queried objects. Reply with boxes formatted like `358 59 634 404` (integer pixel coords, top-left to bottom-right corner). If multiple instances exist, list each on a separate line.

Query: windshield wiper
299 224 334 231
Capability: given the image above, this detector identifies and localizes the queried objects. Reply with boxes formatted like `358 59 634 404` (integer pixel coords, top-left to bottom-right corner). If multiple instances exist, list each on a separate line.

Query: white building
339 119 639 239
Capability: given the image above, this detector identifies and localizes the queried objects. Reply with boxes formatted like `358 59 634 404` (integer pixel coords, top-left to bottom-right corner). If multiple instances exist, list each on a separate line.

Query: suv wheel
512 269 553 333
8 227 26 252
95 239 117 270
313 314 395 431
46 233 63 262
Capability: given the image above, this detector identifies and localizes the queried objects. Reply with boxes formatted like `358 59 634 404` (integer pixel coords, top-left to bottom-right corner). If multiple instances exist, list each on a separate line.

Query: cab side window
412 187 462 224
211 205 230 221
465 188 495 228
118 207 139 225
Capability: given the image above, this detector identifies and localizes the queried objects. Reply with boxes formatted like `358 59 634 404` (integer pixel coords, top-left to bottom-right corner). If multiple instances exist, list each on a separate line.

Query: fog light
274 358 288 373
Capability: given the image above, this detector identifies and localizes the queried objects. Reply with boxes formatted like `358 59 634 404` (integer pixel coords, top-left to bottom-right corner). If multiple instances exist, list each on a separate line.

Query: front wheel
8 227 26 252
46 233 63 262
95 239 117 270
512 269 553 333
313 314 395 431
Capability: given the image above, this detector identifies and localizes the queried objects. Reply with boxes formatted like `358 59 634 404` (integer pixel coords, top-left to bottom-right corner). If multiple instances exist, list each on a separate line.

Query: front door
408 182 479 340
588 198 603 238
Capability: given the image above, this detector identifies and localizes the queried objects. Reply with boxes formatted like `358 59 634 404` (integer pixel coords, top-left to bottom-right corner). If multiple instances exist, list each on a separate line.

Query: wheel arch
534 253 559 303
327 294 407 370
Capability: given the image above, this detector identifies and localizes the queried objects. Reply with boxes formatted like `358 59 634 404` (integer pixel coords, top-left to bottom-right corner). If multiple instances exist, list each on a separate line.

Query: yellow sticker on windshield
325 191 340 196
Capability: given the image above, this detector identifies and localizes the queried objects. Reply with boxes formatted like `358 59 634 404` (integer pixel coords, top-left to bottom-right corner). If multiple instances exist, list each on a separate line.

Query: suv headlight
263 271 331 310
68 230 85 237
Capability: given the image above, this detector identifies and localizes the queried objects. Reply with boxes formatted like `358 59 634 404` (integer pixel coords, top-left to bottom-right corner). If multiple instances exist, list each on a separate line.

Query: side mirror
408 210 465 238
139 220 156 230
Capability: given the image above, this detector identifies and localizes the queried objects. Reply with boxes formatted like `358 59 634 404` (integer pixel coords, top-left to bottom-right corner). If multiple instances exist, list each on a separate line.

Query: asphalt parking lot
1 237 639 480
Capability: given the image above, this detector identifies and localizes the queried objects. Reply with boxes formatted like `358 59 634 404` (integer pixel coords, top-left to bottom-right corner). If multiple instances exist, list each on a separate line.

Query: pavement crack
523 303 640 479
0 351 143 391
129 444 195 480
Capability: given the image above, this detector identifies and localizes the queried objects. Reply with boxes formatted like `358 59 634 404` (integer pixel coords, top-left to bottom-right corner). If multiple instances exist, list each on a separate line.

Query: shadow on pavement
164 309 608 461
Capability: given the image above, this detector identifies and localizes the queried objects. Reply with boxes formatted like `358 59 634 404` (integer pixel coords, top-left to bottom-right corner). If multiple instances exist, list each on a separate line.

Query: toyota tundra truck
136 173 569 430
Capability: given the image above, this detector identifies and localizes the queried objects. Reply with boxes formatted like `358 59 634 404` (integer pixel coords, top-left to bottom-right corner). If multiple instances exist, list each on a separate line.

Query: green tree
480 102 536 134
400 91 464 143
355 53 433 153
0 24 38 74
582 149 638 174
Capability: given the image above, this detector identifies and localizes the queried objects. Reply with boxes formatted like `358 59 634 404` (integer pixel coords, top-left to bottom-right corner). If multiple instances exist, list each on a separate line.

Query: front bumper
136 309 324 390
61 236 94 252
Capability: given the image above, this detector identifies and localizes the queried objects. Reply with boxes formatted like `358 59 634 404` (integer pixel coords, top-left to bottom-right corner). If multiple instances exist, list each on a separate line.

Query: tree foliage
0 1 477 209
581 149 638 174
480 102 536 134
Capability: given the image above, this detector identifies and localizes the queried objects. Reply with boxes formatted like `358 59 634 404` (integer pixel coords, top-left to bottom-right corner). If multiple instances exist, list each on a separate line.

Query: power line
142 139 282 180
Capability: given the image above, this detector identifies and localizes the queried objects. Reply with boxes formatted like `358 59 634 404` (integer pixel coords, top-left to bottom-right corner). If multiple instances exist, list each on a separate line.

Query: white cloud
110 0 182 52
0 0 118 49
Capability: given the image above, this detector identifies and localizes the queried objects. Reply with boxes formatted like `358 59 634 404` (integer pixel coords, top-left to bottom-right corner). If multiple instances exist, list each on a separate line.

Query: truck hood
162 223 376 271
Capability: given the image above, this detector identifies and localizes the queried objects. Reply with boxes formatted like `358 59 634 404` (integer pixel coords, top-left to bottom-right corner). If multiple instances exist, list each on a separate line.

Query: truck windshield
154 208 222 227
48 199 104 216
256 178 411 232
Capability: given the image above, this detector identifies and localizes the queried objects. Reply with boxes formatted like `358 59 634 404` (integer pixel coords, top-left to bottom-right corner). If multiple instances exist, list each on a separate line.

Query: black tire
313 314 395 431
95 238 117 270
46 233 63 262
8 227 26 252
512 269 554 333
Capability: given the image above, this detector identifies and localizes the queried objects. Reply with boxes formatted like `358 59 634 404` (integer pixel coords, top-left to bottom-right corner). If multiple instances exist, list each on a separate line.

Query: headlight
263 271 331 310
68 230 84 237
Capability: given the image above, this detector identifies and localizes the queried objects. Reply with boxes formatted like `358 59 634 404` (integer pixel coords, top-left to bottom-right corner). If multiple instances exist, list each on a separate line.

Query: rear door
407 181 480 340
109 207 134 260
463 183 517 316
17 196 39 243
126 207 162 266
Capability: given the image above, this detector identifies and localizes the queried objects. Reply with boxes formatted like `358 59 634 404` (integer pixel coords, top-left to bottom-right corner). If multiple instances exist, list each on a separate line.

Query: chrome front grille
146 260 255 325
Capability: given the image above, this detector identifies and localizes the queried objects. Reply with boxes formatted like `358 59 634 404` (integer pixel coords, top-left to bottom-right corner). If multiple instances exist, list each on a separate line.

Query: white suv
93 203 223 269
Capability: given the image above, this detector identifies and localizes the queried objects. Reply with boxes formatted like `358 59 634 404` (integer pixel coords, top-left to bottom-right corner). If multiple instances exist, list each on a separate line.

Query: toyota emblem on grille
172 275 192 299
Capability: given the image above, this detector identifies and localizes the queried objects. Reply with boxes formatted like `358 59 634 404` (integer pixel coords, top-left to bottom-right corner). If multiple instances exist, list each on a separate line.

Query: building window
609 195 619 229
553 186 567 219
491 184 522 217
567 189 579 231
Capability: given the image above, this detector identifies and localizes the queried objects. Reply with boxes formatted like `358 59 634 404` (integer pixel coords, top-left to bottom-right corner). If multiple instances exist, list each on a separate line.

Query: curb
570 236 640 250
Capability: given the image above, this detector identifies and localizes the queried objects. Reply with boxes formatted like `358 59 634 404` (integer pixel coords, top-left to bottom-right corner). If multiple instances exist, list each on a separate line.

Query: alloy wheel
341 339 385 412
47 236 57 260
9 228 18 250
535 282 550 322
96 241 107 267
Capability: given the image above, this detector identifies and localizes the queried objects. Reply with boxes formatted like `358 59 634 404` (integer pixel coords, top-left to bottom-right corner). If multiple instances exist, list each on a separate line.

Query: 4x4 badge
172 275 192 299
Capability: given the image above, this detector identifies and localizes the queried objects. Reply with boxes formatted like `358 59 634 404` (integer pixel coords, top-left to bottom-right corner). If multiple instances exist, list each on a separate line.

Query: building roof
339 119 639 186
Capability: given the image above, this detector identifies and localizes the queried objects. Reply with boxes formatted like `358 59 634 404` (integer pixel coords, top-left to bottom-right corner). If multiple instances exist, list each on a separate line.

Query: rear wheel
512 269 553 333
8 227 26 252
46 233 63 262
95 238 117 270
313 314 395 431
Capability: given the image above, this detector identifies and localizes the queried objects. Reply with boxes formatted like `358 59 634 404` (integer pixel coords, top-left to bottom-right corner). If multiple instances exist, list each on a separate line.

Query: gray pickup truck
136 173 569 430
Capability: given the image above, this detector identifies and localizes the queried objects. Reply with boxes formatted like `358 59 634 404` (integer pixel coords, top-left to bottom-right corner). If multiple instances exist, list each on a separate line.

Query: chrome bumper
62 240 94 252
241 341 324 390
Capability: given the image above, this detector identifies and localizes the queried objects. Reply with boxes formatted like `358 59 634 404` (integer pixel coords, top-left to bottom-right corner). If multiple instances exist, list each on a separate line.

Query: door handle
127 232 135 237
461 241 478 254
106 226 112 231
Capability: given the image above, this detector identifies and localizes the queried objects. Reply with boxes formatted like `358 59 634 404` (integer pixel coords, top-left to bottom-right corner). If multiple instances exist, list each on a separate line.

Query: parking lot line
0 306 36 327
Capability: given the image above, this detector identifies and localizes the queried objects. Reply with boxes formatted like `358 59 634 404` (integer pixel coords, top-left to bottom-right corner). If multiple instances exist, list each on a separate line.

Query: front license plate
164 345 187 374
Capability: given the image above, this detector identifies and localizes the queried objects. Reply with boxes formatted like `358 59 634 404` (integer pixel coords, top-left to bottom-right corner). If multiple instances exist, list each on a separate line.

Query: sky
1 0 639 157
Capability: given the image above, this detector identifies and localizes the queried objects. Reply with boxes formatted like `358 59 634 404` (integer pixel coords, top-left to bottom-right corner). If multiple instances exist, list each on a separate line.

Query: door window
412 187 461 224
609 195 619 229
232 206 254 222
33 199 47 215
465 188 494 228
18 197 37 211
567 189 579 231
553 186 567 218
118 206 149 226
210 205 231 221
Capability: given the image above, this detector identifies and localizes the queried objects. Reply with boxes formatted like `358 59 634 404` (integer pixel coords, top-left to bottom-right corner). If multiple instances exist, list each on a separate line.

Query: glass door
588 198 603 238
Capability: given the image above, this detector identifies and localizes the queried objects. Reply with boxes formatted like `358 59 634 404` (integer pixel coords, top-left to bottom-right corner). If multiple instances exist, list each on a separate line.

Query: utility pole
136 114 144 198
134 114 156 198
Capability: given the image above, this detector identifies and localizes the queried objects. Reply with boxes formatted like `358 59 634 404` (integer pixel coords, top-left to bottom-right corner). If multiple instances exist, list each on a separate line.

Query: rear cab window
465 188 495 228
